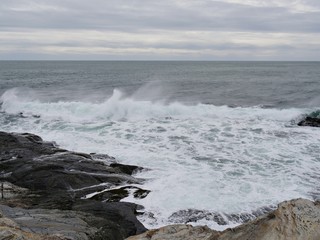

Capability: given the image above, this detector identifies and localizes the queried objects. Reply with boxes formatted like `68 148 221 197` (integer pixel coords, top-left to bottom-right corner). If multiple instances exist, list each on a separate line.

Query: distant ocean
1 61 320 230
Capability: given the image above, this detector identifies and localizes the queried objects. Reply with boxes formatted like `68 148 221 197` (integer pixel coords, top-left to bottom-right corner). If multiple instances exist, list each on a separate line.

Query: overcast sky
0 0 319 60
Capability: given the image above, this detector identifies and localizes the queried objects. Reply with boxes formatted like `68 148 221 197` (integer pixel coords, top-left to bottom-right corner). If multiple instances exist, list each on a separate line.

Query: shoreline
0 131 148 239
1 130 320 239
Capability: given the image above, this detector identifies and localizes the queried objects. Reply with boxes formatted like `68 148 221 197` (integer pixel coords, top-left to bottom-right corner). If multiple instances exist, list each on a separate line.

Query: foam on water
0 88 305 122
1 87 319 230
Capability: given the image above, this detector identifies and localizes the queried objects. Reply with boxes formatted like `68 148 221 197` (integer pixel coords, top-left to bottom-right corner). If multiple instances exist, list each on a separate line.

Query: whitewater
1 86 319 230
0 61 319 230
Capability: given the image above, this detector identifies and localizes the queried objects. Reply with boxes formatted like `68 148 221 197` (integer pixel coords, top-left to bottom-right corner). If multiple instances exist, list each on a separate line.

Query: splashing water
0 87 319 230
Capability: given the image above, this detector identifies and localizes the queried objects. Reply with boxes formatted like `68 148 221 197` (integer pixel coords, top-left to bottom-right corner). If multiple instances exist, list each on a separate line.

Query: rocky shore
1 130 320 240
0 131 148 239
127 198 320 240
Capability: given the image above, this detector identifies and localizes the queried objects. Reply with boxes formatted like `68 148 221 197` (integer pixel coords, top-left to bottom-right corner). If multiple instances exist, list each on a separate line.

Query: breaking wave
0 87 307 123
0 87 319 230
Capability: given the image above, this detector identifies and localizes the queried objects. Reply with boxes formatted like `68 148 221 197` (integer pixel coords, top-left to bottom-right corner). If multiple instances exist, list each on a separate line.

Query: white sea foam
0 88 319 230
0 88 305 122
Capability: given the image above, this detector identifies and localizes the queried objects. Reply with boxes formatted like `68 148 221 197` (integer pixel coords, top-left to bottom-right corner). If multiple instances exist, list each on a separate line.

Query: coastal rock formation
0 204 109 239
298 116 320 127
127 198 320 240
0 131 148 239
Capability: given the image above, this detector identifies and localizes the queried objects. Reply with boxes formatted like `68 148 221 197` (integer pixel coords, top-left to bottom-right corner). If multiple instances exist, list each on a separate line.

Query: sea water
0 61 320 230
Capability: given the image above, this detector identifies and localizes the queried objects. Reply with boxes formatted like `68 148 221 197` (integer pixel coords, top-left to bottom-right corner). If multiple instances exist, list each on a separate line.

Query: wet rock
168 205 274 226
73 200 146 237
110 163 144 175
90 186 150 202
127 198 320 240
133 187 150 199
298 116 320 127
169 209 228 225
0 132 144 193
0 131 148 239
226 205 274 223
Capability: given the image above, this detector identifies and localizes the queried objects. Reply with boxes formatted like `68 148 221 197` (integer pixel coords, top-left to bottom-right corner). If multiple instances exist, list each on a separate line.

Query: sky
0 0 319 60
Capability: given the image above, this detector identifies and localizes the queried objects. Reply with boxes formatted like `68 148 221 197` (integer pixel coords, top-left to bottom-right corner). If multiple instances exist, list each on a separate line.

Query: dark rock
0 131 148 239
91 187 130 202
91 153 116 161
0 132 143 192
168 205 274 226
298 116 320 127
73 200 146 236
110 163 143 175
90 186 150 202
169 209 228 225
133 187 150 199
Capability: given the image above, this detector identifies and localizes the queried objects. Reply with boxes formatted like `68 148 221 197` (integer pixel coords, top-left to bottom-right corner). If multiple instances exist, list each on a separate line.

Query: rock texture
168 206 273 226
127 225 217 240
127 198 320 240
298 116 320 127
0 204 102 239
0 131 148 239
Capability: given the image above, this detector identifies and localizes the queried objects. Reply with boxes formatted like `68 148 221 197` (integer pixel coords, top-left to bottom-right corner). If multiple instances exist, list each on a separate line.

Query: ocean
0 61 320 230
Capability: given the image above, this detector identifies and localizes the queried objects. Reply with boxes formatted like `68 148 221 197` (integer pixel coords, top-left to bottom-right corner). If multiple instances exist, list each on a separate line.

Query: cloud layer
1 0 319 60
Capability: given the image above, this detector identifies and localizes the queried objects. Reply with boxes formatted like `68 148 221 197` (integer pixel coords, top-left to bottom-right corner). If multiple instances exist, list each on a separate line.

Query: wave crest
0 87 307 122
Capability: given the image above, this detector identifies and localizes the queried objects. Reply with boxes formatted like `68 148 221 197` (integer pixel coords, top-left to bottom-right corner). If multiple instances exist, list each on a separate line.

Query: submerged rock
0 131 148 239
127 198 320 240
90 186 150 202
298 116 320 127
168 205 273 226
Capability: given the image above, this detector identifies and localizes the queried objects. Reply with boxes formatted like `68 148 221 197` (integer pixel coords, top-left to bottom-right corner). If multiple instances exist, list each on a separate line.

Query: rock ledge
127 198 320 240
0 131 148 239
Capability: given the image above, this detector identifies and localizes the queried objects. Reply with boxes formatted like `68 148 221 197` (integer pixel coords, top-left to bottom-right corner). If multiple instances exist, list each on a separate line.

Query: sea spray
0 88 306 122
0 87 319 230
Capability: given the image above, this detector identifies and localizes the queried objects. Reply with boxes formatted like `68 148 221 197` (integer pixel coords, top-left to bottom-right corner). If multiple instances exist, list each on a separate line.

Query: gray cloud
0 0 319 60
1 0 319 32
